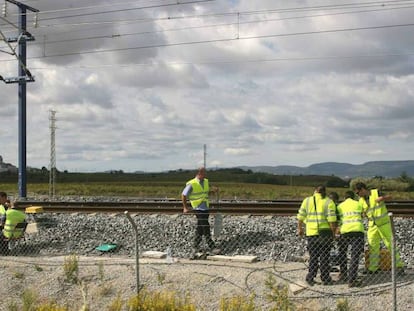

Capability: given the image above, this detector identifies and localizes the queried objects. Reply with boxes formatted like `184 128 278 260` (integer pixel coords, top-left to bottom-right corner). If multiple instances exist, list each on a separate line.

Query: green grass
1 168 414 200
1 181 413 200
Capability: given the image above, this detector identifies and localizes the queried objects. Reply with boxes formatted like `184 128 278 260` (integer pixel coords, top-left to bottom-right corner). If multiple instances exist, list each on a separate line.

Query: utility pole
49 110 57 199
1 0 39 199
203 144 207 169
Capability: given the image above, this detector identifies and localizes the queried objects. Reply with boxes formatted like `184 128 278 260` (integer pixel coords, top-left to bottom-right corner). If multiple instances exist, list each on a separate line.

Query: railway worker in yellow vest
3 204 26 240
0 192 9 254
297 185 337 286
0 192 8 229
336 191 364 287
354 182 405 274
182 167 220 258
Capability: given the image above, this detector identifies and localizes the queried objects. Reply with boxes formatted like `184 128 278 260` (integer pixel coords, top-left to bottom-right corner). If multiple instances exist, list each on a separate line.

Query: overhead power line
2 0 413 32
0 0 215 23
25 51 414 72
0 21 412 63
2 4 413 52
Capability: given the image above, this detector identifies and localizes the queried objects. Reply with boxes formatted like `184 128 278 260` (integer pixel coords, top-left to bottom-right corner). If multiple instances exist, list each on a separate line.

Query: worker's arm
182 194 191 213
329 222 337 237
297 220 305 237
376 193 391 203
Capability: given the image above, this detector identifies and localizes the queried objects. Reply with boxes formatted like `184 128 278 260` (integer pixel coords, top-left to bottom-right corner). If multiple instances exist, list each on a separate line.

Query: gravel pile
20 211 413 268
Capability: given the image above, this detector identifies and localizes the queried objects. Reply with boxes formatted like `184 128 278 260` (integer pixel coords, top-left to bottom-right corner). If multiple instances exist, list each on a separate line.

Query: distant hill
1 155 413 178
238 161 414 178
0 156 17 173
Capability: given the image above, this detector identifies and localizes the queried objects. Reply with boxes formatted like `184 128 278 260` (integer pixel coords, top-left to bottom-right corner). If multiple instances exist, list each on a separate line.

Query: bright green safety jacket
337 198 364 234
359 189 390 227
187 178 210 209
3 208 26 239
297 193 337 236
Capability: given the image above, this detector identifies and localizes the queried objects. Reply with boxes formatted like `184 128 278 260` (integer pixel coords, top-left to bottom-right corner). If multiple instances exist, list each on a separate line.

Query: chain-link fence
0 211 412 310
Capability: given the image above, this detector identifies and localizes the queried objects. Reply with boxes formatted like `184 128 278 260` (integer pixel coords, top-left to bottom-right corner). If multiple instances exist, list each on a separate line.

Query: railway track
14 200 414 217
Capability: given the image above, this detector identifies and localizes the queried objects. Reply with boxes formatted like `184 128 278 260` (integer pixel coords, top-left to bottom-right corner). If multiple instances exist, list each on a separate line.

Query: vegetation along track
14 200 414 217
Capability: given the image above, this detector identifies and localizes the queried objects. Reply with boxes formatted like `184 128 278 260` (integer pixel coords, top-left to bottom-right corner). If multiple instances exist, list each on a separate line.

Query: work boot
190 247 200 260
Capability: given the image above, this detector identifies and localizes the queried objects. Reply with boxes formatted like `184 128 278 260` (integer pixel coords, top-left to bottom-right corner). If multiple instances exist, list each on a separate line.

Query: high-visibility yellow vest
186 178 210 209
297 193 336 236
337 198 364 234
359 189 390 227
3 208 26 239
0 204 6 227
0 204 5 216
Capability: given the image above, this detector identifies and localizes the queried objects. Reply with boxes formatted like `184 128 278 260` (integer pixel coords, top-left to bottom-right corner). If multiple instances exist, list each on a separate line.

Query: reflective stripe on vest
187 178 209 209
337 198 364 234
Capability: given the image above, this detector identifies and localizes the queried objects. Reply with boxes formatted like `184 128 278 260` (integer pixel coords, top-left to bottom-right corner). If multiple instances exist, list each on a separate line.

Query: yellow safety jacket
337 198 364 234
3 208 26 239
297 193 337 236
187 178 210 209
0 204 6 227
0 204 5 218
359 189 390 227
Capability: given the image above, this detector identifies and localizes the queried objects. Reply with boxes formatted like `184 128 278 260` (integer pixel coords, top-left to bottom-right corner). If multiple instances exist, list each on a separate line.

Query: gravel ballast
1 208 412 310
23 212 414 267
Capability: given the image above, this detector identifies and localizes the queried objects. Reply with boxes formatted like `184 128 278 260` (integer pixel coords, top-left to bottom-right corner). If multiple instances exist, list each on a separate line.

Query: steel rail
14 200 414 217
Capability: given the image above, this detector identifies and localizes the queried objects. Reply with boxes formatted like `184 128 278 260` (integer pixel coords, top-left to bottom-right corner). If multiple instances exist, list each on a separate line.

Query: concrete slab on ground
141 250 166 259
207 255 258 263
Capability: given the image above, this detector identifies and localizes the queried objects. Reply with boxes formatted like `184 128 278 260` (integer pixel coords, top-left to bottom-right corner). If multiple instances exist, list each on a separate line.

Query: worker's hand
297 227 304 237
334 228 341 239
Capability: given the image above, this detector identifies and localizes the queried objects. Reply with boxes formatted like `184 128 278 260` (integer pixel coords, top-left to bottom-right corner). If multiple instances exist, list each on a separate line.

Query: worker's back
3 208 26 239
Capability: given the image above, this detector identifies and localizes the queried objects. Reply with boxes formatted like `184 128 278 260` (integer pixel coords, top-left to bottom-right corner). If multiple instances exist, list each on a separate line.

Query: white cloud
224 148 253 156
1 0 414 172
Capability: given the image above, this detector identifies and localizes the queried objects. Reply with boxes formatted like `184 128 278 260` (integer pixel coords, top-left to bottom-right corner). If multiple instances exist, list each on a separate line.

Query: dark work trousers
307 233 333 282
0 237 8 255
194 210 215 250
338 232 364 283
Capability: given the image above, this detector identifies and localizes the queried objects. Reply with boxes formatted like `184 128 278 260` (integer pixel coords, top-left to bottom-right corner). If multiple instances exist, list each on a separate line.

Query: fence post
124 211 140 294
388 212 397 311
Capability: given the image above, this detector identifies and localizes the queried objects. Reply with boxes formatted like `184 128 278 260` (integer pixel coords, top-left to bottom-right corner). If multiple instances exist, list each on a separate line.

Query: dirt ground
0 255 413 311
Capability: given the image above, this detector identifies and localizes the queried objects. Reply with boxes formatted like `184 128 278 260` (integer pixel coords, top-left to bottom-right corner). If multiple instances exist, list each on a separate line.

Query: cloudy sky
1 0 414 172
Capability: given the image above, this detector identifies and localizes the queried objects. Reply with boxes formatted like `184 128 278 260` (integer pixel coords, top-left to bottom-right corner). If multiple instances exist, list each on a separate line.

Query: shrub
63 254 79 284
219 294 257 311
127 288 196 311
